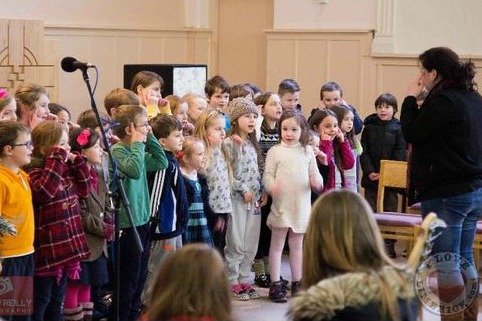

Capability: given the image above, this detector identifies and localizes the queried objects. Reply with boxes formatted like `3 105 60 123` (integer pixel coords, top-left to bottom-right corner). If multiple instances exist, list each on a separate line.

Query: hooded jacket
401 86 482 201
360 114 407 188
288 266 417 321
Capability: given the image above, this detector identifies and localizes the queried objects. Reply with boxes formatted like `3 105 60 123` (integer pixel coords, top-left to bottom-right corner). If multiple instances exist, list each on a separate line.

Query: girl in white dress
263 110 323 302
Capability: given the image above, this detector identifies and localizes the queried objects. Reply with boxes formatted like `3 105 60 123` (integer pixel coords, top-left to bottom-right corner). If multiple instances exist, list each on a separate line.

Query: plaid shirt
26 148 91 273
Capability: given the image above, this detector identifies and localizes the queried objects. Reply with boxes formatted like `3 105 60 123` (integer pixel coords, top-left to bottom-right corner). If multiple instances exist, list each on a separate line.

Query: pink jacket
320 139 355 192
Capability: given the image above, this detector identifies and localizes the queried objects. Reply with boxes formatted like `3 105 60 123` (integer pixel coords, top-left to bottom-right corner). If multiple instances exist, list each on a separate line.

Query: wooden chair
373 160 422 255
473 221 482 271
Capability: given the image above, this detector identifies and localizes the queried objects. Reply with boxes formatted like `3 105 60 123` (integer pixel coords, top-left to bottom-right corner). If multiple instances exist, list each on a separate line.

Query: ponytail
460 60 477 91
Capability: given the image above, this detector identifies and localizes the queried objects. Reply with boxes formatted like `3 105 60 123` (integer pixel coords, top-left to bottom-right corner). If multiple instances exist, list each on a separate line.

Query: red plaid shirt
26 148 91 274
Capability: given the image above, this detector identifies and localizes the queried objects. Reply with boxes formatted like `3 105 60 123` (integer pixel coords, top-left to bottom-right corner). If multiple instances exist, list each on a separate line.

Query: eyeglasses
12 141 33 149
135 122 149 128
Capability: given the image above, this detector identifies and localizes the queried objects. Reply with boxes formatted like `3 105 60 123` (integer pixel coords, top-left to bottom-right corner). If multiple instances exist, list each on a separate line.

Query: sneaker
291 280 302 297
232 284 250 301
254 273 271 288
241 283 260 299
269 281 287 303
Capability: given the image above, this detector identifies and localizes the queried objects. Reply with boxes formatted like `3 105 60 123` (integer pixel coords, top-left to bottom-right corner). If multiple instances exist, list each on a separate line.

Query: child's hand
158 99 172 115
243 190 254 204
321 132 332 141
108 133 120 145
369 172 380 181
335 128 345 142
142 87 160 107
183 122 195 133
66 152 77 163
158 98 169 108
46 113 58 122
232 134 243 145
130 123 146 143
259 191 269 207
214 216 226 232
316 149 328 165
68 121 81 132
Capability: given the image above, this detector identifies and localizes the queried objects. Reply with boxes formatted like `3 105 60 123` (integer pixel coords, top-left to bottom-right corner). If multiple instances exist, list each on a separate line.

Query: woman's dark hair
419 47 477 91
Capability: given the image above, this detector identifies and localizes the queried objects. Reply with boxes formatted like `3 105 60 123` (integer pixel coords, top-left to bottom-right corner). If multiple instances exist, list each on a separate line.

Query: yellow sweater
0 165 35 258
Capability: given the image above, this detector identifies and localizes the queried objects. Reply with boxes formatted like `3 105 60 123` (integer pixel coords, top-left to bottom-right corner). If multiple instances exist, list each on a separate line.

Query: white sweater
263 142 323 233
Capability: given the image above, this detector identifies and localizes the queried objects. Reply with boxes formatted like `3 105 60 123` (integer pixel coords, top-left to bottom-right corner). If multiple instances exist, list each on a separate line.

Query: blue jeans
421 187 482 266
421 187 482 313
32 274 67 321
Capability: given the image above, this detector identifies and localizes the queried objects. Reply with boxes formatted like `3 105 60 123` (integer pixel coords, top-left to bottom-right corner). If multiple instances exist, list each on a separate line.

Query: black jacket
147 151 188 240
401 87 482 201
360 114 407 188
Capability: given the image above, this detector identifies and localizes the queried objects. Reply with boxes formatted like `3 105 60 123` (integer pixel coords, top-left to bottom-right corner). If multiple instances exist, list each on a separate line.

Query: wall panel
266 30 372 116
43 26 211 119
266 29 482 120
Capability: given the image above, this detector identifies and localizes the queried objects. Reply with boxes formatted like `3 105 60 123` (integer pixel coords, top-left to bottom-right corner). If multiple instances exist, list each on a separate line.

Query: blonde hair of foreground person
147 243 233 321
290 190 416 321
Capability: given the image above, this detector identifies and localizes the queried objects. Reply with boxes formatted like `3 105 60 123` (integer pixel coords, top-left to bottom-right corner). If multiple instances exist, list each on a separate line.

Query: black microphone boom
61 56 95 73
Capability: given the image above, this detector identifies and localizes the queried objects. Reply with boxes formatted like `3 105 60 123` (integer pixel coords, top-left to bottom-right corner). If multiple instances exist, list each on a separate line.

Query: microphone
61 57 95 73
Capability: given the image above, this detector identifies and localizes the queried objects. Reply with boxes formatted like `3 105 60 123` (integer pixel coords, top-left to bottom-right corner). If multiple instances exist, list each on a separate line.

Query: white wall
395 0 482 55
0 0 212 119
274 0 376 30
0 0 187 29
273 0 482 55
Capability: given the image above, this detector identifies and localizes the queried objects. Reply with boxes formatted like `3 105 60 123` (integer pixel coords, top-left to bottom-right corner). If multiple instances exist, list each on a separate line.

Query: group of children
0 70 407 321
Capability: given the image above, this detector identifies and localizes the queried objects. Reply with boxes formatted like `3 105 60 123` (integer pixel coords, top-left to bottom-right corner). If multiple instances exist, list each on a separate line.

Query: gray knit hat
226 97 258 123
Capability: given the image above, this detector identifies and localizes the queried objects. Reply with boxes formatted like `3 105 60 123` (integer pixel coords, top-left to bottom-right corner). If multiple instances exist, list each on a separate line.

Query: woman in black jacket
401 47 482 321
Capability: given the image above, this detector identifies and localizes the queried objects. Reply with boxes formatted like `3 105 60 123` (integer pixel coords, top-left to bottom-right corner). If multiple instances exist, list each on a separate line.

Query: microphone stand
78 67 143 321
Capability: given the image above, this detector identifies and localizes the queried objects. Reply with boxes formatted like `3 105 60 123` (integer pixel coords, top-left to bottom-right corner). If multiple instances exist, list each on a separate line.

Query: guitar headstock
407 212 447 272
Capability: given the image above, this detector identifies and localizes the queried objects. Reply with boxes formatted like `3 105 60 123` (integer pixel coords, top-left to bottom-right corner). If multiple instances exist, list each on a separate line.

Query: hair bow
175 151 184 159
0 89 8 99
77 129 91 147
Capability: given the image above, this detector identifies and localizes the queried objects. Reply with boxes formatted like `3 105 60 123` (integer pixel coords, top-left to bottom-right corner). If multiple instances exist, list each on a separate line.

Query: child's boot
64 305 84 321
291 280 302 297
269 280 287 303
81 302 94 321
